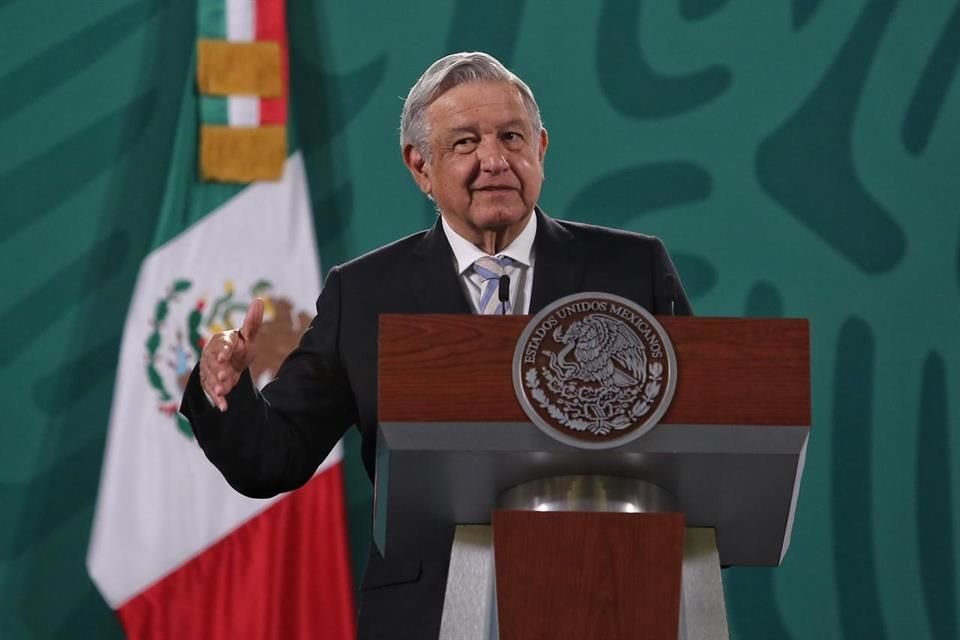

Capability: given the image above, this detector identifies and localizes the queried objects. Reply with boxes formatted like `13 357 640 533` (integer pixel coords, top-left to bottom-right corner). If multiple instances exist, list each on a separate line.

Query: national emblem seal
512 292 677 449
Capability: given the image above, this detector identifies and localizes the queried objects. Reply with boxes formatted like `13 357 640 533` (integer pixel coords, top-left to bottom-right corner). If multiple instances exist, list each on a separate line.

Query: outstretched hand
199 298 264 411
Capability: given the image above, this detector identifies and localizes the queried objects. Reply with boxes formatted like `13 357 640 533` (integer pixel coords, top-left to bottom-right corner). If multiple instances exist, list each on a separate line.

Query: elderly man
181 51 691 638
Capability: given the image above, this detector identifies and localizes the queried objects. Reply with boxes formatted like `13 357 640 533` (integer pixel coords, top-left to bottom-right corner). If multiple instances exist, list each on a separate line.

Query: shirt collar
440 212 537 275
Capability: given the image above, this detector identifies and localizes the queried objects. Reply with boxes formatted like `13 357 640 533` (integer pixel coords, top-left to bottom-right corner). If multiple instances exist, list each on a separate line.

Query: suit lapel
530 208 586 313
408 218 473 313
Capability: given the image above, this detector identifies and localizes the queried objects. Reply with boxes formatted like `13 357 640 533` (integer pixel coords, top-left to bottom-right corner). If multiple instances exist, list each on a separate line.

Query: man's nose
478 139 509 173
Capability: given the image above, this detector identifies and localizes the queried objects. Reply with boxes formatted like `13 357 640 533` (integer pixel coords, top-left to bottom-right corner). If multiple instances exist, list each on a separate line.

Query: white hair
400 52 543 160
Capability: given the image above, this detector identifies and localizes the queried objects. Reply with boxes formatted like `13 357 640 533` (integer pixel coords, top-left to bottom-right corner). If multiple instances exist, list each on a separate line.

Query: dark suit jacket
180 209 691 639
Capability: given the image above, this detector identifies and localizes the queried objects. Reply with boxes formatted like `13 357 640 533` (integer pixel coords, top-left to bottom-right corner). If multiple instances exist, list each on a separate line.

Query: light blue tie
472 256 514 315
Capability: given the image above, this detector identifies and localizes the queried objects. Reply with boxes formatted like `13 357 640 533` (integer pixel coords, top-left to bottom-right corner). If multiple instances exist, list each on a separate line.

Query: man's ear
402 144 431 195
537 127 549 163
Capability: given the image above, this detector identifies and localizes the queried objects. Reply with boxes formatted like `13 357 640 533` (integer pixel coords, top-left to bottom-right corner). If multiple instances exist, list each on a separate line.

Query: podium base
440 525 728 640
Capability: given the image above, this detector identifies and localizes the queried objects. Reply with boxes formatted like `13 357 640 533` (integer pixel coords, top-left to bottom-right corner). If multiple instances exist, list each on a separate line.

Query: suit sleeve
650 238 693 316
179 266 358 498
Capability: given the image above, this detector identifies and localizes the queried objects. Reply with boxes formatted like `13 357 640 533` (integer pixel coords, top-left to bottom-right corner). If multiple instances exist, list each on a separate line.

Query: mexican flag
86 1 355 638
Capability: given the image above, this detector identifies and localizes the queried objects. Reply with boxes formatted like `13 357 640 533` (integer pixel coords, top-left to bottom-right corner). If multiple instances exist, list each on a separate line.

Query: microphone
663 274 677 316
498 274 511 315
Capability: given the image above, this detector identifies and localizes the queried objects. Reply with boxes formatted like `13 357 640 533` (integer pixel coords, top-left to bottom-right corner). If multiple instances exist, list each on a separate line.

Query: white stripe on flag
226 0 255 42
228 96 260 126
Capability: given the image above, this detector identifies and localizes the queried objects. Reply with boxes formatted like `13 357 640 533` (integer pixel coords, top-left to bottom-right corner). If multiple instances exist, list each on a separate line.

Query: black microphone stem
664 274 677 316
498 274 511 315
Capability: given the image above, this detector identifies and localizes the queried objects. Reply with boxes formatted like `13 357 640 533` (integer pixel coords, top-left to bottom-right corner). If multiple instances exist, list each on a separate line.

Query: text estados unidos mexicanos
523 300 662 364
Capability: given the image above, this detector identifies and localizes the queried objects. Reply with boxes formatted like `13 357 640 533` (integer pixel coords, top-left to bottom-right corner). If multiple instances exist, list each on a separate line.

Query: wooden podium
376 315 810 639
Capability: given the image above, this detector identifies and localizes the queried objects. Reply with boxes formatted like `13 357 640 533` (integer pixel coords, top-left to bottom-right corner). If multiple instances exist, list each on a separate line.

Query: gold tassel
196 39 282 97
200 125 287 183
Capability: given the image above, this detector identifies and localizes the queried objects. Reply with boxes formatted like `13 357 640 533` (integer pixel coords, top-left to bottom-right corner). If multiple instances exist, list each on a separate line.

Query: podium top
379 315 809 427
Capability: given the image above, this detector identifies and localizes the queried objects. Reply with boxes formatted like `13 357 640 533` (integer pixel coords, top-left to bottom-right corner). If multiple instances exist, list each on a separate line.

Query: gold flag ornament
200 125 287 183
196 39 282 97
195 0 289 184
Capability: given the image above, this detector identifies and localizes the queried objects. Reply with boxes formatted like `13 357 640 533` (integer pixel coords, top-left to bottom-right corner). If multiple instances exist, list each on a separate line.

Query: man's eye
454 139 477 152
502 132 524 144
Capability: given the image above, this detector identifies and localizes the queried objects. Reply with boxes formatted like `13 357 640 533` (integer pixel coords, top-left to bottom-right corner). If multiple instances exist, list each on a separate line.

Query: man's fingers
200 357 219 385
200 326 248 405
211 370 236 395
198 363 228 411
229 300 261 370
240 298 265 344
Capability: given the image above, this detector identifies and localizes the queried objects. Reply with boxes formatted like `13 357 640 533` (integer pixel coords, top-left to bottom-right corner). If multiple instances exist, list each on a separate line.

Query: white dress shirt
440 213 537 314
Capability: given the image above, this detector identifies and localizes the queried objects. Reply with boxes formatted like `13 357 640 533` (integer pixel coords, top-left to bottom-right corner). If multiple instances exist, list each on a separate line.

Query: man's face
404 81 548 243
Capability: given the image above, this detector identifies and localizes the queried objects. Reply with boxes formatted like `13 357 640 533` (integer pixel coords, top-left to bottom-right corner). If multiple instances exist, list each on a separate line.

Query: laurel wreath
630 362 663 419
525 362 664 436
145 279 194 438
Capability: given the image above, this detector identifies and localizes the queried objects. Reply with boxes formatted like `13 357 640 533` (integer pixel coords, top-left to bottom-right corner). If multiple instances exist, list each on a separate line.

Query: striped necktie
472 256 514 315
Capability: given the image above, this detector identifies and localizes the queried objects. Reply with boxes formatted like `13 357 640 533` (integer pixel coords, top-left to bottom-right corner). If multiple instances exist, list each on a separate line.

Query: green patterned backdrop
1 0 957 638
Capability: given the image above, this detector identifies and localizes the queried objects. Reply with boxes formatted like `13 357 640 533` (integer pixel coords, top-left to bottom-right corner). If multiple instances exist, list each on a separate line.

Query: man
181 51 691 638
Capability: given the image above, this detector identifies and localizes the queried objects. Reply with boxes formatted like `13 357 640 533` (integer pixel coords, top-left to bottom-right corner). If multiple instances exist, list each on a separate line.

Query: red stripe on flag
117 465 355 639
257 0 287 125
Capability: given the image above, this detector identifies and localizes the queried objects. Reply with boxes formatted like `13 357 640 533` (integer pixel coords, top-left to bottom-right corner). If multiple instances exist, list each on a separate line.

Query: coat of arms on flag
146 278 311 436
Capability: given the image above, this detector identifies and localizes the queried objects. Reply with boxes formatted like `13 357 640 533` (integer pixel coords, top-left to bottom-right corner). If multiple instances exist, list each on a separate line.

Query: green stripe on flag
197 0 226 39
200 96 229 125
